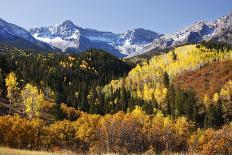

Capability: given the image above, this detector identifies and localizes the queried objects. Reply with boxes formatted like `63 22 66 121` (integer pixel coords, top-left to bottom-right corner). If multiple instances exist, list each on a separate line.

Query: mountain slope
0 44 132 110
0 18 57 51
173 60 232 100
210 12 232 44
104 44 232 104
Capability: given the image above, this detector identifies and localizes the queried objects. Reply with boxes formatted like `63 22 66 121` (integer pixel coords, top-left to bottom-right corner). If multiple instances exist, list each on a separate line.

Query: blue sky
0 0 231 33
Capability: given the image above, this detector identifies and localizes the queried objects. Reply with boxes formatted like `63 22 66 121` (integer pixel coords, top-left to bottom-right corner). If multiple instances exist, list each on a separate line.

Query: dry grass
0 147 195 155
0 147 76 155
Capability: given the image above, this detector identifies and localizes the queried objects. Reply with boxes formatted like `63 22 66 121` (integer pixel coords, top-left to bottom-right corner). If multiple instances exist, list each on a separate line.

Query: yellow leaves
48 67 55 73
5 72 18 99
133 64 142 73
175 117 192 135
143 83 154 101
0 115 45 149
59 61 67 68
75 113 100 143
131 106 145 116
136 89 143 98
188 128 204 152
190 125 232 154
59 59 75 68
213 93 220 103
104 44 232 104
80 60 89 70
163 117 173 127
48 120 76 147
203 95 210 105
68 56 75 61
5 72 19 110
154 83 168 104
21 83 45 118
220 80 232 101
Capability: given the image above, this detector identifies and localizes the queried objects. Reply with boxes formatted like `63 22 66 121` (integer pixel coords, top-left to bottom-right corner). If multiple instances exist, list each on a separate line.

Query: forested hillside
0 42 231 154
103 44 232 126
0 45 132 117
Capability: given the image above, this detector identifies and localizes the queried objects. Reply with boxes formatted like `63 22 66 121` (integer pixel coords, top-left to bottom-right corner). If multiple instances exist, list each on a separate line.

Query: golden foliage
21 83 45 119
104 45 232 103
5 72 19 110
189 125 232 154
0 112 231 154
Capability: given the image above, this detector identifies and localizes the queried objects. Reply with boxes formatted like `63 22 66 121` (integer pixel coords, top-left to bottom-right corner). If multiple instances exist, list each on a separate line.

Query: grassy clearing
0 147 75 155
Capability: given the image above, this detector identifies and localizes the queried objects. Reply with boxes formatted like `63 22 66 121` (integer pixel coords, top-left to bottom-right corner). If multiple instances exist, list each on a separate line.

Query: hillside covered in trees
0 45 133 117
0 42 231 154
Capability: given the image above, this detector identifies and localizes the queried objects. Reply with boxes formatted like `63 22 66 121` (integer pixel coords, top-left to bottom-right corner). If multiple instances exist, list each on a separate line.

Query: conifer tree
162 71 170 89
204 104 215 128
214 99 224 127
174 90 184 117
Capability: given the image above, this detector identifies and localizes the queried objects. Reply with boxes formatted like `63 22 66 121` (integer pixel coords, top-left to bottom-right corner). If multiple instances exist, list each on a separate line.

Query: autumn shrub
47 120 78 151
93 108 193 154
95 112 148 154
189 124 232 154
74 113 101 151
0 112 231 154
146 113 192 153
0 115 45 149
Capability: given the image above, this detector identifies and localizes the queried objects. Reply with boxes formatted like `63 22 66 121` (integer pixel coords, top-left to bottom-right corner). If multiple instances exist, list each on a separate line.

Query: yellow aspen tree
154 83 168 106
220 80 232 120
21 83 45 119
5 72 19 114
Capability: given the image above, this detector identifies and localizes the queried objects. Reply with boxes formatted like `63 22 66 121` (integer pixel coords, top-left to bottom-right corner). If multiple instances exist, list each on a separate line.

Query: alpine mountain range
0 11 232 58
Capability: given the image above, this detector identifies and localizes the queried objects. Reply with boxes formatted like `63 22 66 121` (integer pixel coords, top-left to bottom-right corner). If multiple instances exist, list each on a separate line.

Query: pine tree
167 84 176 116
162 71 170 89
142 101 154 115
204 104 215 128
121 78 128 112
174 90 184 117
214 99 224 127
171 50 177 61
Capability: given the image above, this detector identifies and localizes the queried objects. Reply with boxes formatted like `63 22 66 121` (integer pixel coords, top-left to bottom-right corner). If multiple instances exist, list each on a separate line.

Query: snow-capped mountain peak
59 20 76 28
30 20 161 57
120 28 163 45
